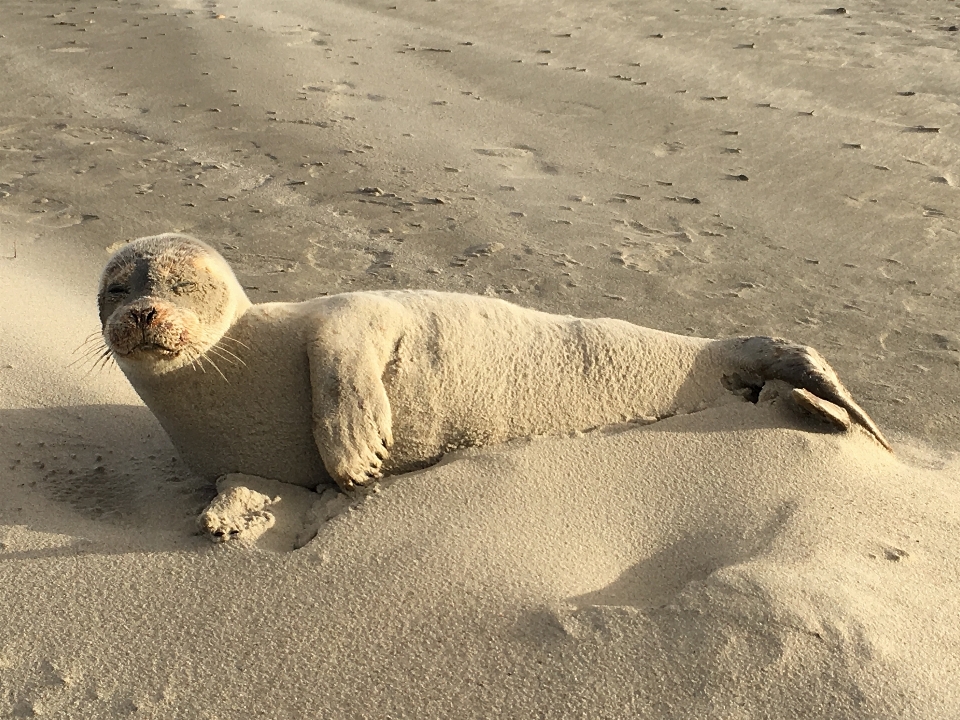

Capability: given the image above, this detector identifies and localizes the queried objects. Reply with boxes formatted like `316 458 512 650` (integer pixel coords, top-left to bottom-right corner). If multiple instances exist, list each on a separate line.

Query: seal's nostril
131 306 157 326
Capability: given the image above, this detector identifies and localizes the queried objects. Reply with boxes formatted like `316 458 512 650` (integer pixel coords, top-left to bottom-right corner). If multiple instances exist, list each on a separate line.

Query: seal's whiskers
210 345 245 367
204 355 229 382
71 332 108 362
219 335 250 352
184 347 206 374
87 349 116 376
188 348 229 382
70 332 115 374
69 344 109 366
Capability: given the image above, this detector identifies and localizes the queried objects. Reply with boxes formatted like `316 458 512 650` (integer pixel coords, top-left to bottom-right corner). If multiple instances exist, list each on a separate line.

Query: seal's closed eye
107 284 129 297
172 280 198 295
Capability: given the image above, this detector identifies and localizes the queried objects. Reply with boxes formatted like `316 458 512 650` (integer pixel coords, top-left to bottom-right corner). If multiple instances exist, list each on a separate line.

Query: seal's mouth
119 341 184 359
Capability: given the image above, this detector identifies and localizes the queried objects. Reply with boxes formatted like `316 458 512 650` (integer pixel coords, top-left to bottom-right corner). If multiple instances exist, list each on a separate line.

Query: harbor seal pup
98 234 890 537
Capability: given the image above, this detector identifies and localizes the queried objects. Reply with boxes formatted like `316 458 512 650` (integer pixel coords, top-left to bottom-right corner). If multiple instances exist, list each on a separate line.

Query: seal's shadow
567 502 796 610
0 404 216 557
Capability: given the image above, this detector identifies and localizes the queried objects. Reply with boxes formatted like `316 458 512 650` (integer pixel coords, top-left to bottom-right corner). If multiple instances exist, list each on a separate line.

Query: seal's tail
725 336 892 452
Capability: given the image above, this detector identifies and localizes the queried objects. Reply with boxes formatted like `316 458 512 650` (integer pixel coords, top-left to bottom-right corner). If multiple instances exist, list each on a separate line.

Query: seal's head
99 233 252 375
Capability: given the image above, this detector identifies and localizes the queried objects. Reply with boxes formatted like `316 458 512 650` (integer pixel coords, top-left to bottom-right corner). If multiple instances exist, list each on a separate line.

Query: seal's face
99 234 250 375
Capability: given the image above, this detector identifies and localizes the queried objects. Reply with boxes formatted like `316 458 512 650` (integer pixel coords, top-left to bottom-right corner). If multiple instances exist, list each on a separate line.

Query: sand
0 0 958 717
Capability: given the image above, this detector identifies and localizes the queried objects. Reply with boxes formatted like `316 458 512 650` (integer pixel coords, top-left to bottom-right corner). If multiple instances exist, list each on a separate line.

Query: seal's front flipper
307 297 404 491
731 336 891 451
198 478 278 544
198 474 322 550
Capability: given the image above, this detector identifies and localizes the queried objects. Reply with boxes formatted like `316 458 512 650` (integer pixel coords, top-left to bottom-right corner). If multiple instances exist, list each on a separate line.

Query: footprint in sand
615 227 711 273
474 146 560 178
24 199 95 229
653 141 685 157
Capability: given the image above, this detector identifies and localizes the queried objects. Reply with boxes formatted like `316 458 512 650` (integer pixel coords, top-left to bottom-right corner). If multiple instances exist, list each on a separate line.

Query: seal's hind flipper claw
791 388 852 431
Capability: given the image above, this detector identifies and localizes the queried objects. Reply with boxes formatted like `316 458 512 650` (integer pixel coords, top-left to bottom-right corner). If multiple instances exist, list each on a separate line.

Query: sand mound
2 382 959 717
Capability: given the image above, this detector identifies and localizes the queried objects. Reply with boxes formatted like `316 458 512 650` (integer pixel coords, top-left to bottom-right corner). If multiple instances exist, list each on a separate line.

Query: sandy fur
126 288 733 487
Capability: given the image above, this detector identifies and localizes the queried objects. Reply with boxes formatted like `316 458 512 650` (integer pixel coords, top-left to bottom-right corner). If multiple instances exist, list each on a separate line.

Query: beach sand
1 0 958 716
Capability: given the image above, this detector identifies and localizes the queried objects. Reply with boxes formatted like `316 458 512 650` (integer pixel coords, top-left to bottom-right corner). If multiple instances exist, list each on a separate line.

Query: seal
99 234 891 535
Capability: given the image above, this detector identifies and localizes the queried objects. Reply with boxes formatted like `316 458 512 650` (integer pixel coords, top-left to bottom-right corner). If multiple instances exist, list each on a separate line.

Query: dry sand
1 0 959 717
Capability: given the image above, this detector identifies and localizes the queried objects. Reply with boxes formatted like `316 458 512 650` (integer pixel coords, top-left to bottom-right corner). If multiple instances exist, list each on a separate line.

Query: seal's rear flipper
732 336 892 452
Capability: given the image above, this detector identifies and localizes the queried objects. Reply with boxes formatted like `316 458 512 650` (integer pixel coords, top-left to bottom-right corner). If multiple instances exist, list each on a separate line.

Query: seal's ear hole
721 372 763 404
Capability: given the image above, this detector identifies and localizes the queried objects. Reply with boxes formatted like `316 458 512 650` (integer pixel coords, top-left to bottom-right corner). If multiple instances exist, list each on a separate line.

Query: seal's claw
791 387 852 431
324 444 387 490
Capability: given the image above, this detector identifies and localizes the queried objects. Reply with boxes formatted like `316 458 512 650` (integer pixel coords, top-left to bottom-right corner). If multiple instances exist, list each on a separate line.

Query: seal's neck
226 278 253 321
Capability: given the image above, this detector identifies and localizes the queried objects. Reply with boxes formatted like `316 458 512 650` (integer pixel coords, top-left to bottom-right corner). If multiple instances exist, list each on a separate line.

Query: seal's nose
130 306 157 327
